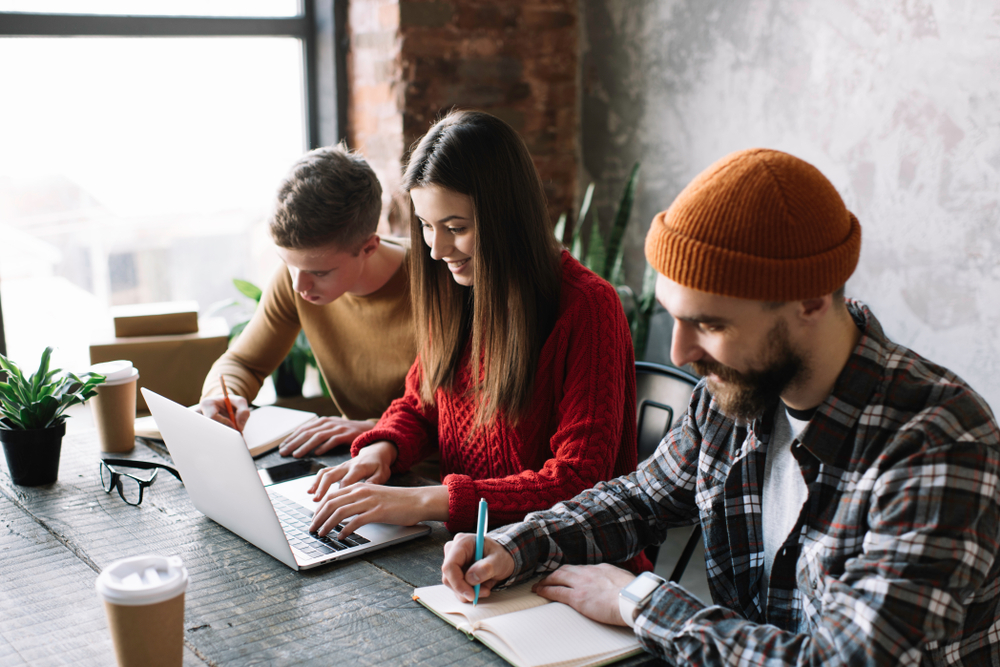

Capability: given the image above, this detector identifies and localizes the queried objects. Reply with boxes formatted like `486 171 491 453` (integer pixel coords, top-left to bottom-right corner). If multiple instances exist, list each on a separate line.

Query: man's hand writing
199 394 250 432
441 533 516 603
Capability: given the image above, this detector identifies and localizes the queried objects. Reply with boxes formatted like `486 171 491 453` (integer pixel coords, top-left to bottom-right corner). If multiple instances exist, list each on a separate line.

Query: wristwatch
618 571 665 628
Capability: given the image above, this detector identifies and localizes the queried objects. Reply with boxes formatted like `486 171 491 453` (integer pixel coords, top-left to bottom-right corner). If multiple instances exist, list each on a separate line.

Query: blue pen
473 498 488 605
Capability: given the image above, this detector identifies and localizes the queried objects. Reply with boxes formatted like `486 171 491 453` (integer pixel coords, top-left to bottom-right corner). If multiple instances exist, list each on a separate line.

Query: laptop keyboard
267 490 370 559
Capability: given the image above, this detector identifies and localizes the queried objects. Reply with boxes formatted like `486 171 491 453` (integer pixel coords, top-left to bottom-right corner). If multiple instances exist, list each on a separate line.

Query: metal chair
635 361 702 583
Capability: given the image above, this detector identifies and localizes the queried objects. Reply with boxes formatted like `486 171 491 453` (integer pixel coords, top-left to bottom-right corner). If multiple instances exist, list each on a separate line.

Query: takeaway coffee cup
95 554 189 667
89 360 140 453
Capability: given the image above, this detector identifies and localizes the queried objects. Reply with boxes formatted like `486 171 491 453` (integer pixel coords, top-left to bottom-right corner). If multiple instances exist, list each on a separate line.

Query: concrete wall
581 0 1000 411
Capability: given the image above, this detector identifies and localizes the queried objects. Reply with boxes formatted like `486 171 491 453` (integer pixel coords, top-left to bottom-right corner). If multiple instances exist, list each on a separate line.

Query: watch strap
618 592 639 628
618 571 665 628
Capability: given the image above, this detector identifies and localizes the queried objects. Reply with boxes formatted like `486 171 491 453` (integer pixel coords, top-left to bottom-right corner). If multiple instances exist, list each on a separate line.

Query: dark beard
691 319 808 421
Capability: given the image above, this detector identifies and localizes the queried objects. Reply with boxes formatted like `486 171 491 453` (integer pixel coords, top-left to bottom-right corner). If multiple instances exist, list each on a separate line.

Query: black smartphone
257 459 327 486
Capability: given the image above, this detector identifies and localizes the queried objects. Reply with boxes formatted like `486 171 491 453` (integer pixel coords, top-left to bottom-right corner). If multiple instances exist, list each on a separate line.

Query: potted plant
555 162 660 359
212 278 324 398
0 346 105 486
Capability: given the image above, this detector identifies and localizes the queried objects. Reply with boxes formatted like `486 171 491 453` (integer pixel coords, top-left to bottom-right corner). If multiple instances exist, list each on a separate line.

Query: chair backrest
634 362 703 582
635 362 698 464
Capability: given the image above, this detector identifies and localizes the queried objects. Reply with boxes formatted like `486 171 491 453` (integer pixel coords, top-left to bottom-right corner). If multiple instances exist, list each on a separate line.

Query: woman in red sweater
308 110 641 545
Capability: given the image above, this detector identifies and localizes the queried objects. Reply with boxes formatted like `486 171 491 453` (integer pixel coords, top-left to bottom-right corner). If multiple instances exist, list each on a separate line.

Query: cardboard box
112 301 200 338
90 317 230 413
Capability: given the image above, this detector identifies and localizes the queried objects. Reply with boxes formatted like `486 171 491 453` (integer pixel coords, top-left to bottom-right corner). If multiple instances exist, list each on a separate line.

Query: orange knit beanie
644 148 861 301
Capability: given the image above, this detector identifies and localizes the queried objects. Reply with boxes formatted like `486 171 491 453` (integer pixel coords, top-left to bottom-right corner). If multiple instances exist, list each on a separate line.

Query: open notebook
413 580 642 667
136 405 317 457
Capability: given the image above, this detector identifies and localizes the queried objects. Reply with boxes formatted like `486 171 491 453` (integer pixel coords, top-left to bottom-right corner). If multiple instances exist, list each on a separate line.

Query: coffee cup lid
90 360 140 386
95 555 188 606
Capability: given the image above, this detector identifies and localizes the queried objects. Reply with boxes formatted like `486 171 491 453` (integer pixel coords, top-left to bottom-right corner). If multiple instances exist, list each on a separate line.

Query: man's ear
797 295 831 324
358 233 380 258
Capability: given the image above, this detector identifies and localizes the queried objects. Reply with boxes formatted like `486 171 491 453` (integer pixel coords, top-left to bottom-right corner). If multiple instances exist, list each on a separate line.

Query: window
0 2 346 373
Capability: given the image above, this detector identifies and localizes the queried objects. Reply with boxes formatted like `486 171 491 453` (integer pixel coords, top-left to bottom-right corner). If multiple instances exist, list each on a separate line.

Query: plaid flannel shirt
491 301 1000 666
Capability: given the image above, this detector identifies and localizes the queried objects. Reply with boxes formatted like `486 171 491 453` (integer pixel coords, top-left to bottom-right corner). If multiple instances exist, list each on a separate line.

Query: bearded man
440 148 1000 666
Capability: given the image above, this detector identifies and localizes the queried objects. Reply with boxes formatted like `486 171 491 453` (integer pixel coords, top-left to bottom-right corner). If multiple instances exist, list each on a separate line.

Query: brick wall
347 0 579 235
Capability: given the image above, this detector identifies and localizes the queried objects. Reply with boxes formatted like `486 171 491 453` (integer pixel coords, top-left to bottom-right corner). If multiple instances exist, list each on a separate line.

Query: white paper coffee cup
89 360 140 453
96 555 188 667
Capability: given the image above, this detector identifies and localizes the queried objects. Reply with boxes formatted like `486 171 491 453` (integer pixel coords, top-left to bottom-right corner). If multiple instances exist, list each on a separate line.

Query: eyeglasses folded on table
100 458 182 506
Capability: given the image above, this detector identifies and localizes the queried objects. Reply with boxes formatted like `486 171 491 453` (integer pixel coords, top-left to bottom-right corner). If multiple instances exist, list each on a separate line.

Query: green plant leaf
610 251 625 286
293 330 311 355
604 162 640 279
570 183 596 261
30 346 54 395
0 354 29 403
569 224 584 260
0 382 19 405
4 408 26 430
584 209 606 275
632 263 659 361
553 212 567 246
0 352 107 430
229 276 319 396
578 182 595 235
233 278 263 303
0 353 18 377
637 261 658 314
34 395 61 428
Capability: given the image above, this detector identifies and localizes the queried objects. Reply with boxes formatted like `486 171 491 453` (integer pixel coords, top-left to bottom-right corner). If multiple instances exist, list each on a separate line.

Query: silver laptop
141 388 431 570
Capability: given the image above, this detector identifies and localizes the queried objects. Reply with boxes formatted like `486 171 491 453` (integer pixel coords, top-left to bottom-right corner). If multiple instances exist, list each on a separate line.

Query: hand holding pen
440 510 516 604
197 380 250 432
219 376 243 435
474 498 488 605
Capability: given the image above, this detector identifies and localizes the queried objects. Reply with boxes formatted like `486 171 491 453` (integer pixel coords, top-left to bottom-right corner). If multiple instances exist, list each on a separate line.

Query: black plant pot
0 421 65 486
272 363 303 398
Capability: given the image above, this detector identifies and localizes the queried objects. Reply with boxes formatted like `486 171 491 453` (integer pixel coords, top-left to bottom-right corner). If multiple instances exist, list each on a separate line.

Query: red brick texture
347 0 579 234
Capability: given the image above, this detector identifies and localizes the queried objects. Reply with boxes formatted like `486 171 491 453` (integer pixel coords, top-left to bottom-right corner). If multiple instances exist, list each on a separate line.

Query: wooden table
0 429 661 666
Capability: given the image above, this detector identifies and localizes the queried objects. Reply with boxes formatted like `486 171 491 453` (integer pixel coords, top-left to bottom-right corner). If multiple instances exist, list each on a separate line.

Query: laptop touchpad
270 475 338 511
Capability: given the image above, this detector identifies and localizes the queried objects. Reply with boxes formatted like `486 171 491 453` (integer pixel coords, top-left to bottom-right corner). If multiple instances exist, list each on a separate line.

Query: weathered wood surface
0 490 206 666
1 431 661 666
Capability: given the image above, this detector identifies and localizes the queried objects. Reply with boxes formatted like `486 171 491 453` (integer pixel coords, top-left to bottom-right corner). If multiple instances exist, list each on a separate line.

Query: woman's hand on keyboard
308 483 449 539
307 441 397 499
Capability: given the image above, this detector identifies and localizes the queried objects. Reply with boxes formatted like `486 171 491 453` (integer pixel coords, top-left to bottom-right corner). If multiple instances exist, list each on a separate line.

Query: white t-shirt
761 403 812 606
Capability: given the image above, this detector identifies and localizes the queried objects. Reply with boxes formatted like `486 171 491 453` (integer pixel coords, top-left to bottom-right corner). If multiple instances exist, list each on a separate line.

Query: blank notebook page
476 602 638 667
415 581 549 625
241 406 316 450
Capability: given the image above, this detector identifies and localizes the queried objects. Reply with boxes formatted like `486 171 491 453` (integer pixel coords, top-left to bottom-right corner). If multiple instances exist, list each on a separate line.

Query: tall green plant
555 163 659 360
0 347 105 430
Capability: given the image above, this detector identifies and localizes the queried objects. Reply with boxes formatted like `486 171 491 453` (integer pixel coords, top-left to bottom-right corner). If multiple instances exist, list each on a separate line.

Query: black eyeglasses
99 459 182 506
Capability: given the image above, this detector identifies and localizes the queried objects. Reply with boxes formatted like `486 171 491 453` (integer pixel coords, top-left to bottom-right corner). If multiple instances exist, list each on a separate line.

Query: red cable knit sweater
352 252 639 535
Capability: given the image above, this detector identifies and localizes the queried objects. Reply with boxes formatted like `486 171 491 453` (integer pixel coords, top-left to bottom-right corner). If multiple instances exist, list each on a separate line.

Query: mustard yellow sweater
201 240 415 420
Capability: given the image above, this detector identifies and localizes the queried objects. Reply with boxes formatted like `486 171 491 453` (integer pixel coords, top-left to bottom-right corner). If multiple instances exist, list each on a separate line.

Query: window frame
0 0 348 356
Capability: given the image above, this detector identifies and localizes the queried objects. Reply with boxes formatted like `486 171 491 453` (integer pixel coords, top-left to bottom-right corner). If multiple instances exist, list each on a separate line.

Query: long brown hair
402 110 562 428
